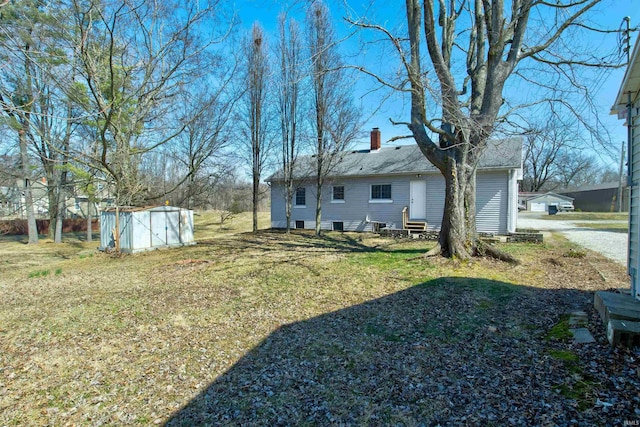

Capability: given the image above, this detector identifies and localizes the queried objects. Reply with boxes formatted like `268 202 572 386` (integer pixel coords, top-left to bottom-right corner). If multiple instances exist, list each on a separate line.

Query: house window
295 220 305 229
332 221 344 231
332 185 345 202
295 187 306 207
370 184 392 201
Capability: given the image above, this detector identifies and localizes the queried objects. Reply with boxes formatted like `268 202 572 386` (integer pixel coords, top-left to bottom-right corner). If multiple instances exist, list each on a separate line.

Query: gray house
268 130 523 234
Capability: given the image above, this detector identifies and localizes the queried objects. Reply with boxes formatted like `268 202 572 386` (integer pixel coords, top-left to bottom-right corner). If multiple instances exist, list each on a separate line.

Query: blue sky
236 0 640 169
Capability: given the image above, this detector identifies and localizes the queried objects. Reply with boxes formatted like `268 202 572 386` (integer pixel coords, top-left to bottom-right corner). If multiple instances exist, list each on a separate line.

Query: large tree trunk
86 201 93 242
19 129 38 244
47 178 58 240
54 188 64 243
439 158 477 259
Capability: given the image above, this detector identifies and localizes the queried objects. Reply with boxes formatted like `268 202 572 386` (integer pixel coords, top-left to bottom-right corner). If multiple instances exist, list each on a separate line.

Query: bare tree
275 14 303 233
555 151 597 189
522 119 580 192
241 23 271 233
0 1 46 244
164 83 237 209
70 0 232 206
351 0 611 259
307 0 360 236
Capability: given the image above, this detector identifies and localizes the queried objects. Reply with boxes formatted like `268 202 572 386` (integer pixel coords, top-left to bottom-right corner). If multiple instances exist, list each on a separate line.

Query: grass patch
564 248 587 258
546 315 572 342
548 349 579 364
540 212 628 221
28 269 50 278
574 222 629 233
548 349 595 411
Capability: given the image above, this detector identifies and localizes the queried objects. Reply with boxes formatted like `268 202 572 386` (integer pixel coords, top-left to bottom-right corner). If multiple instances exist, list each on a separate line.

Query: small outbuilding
520 192 574 212
99 205 195 253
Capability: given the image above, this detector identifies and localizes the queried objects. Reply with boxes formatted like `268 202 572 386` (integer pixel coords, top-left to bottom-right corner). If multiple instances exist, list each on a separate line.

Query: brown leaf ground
0 212 637 426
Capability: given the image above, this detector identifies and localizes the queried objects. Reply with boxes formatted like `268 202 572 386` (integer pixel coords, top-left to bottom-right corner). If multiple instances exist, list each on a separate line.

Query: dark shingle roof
267 137 522 182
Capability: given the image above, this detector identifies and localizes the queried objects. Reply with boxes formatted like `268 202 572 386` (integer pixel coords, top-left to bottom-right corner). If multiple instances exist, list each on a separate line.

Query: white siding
508 169 518 233
426 175 445 231
272 176 415 232
270 170 514 234
270 184 286 229
476 172 508 233
630 98 640 299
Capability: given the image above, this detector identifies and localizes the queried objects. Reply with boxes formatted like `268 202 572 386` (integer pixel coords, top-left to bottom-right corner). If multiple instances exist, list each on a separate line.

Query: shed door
166 211 180 244
410 180 427 220
531 202 546 212
151 211 168 246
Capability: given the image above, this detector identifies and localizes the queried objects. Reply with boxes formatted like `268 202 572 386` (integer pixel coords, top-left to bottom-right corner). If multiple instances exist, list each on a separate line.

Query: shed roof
267 137 522 182
524 192 574 202
102 205 188 213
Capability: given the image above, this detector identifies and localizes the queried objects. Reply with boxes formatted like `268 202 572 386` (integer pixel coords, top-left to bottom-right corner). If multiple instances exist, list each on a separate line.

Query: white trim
294 187 306 207
370 183 392 201
331 185 345 202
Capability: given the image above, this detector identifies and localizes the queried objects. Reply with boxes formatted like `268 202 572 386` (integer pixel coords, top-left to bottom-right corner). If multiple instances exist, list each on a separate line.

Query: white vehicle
558 201 575 212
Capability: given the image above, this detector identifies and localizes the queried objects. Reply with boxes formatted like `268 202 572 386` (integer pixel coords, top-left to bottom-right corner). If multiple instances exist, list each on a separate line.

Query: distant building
518 192 574 212
559 181 628 212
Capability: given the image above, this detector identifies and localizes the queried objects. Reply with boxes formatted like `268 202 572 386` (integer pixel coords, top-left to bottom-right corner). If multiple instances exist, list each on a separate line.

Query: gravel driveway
517 212 628 265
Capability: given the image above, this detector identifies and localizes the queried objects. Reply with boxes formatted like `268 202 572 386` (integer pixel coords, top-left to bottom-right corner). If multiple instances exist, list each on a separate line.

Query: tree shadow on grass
165 277 604 426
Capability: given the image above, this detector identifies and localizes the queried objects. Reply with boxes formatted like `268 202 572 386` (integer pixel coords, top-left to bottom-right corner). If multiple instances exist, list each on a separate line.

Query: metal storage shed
99 206 195 253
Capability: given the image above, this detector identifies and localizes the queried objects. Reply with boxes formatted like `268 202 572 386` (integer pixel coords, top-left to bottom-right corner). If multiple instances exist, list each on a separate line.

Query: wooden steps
402 207 427 232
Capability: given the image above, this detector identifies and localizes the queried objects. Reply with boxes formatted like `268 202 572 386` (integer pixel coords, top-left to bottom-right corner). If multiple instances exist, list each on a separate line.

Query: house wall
629 98 640 300
271 170 515 234
477 172 509 233
508 169 518 232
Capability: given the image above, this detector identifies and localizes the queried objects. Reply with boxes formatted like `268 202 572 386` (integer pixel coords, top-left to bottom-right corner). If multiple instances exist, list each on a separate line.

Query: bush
0 218 99 235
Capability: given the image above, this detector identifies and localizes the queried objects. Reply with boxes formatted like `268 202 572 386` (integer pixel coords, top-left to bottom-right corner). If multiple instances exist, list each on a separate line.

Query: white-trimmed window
295 187 306 207
332 185 345 203
370 184 392 202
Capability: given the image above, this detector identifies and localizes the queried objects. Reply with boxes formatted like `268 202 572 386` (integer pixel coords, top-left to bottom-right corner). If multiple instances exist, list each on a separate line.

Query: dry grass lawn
0 211 632 425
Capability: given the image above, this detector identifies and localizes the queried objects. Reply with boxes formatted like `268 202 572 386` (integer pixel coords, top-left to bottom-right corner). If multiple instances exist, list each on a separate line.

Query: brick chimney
370 127 381 151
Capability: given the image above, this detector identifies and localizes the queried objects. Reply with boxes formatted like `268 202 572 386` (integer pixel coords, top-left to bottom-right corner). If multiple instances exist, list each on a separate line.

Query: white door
410 180 427 219
166 211 180 244
151 211 167 247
